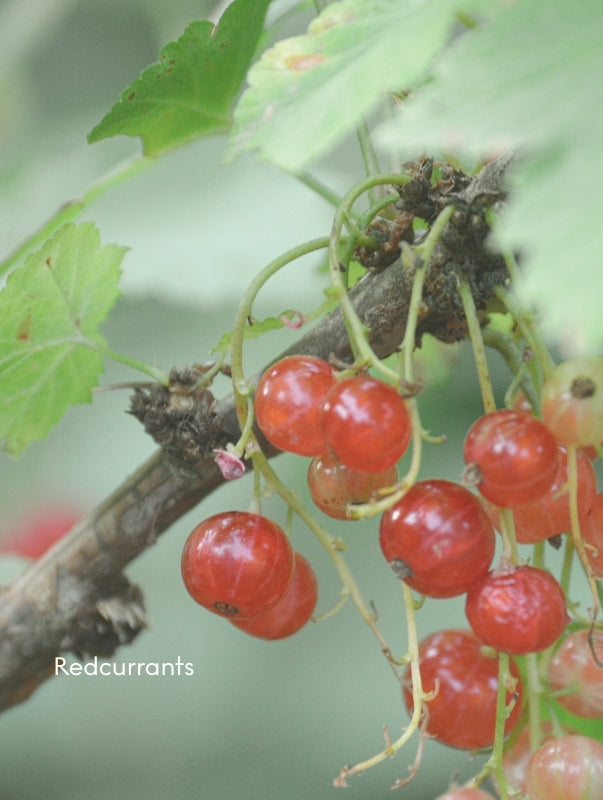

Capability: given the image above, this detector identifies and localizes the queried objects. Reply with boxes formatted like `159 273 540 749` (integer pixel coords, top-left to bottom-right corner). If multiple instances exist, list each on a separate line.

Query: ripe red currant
319 375 411 473
181 512 295 619
465 565 569 655
379 480 495 598
307 452 397 520
254 355 335 456
581 492 603 577
463 410 559 507
0 505 80 559
525 735 603 800
548 628 603 718
230 552 317 640
488 446 598 544
541 356 603 447
403 629 523 750
434 790 496 800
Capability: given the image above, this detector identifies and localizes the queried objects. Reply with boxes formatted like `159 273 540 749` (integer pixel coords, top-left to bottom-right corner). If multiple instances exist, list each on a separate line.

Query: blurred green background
0 2 597 799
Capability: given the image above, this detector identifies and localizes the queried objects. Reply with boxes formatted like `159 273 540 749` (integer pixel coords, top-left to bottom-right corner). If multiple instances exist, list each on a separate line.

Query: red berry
541 356 603 447
230 552 317 640
379 480 495 598
525 735 603 800
319 375 411 473
307 452 397 520
463 410 560 507
501 721 558 797
465 565 569 655
403 629 523 750
581 492 603 577
548 628 603 718
254 355 335 456
0 506 80 559
488 446 598 544
434 790 496 800
181 512 295 619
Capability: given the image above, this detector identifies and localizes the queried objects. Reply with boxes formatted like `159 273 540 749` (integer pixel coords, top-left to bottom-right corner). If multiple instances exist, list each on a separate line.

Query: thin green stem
458 278 496 413
567 444 600 621
355 119 382 204
0 156 153 276
93 343 169 385
490 652 512 800
295 171 346 211
525 653 545 751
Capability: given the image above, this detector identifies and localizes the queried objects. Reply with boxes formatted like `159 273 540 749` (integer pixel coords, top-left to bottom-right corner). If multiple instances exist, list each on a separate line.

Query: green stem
0 156 153 276
295 171 346 211
355 119 382 204
458 278 496 413
93 343 169 385
525 652 544 751
490 652 512 800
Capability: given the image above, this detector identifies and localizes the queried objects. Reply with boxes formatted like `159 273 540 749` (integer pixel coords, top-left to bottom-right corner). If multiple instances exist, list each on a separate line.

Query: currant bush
541 356 603 447
463 410 559 507
403 629 523 750
379 479 495 598
319 375 411 473
255 355 335 456
465 565 570 654
181 512 295 619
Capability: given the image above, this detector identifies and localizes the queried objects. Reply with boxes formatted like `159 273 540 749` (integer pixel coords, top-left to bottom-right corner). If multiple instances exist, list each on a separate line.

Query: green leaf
227 0 491 171
88 0 271 155
376 0 603 354
0 223 126 454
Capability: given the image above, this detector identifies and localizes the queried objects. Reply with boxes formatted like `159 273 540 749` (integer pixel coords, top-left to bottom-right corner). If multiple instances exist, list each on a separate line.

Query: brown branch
0 157 512 713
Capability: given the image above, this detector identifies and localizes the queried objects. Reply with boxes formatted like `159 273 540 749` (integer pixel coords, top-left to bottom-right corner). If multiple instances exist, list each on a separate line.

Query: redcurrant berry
465 565 569 655
500 721 558 797
254 355 335 456
525 735 603 800
181 512 295 619
435 790 496 800
541 356 603 447
307 452 397 520
403 629 523 750
548 628 603 719
319 375 411 473
0 506 80 559
463 409 560 507
488 446 598 544
230 552 317 640
379 480 495 598
580 492 603 577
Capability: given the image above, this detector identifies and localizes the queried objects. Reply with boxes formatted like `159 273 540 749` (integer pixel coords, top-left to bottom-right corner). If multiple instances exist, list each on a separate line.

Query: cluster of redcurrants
180 353 603 795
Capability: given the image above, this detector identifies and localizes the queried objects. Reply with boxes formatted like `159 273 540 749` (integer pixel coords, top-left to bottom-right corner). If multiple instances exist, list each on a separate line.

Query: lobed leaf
88 0 271 155
0 223 126 454
376 0 603 354
227 0 493 171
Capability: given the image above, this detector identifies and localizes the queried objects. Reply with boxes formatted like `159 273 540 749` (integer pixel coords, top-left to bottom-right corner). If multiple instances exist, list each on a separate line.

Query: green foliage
376 0 603 354
88 0 271 155
226 0 491 171
0 223 125 454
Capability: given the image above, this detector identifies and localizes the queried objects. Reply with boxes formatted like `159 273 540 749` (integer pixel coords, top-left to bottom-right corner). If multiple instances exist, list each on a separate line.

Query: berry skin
181 512 295 619
488 446 598 544
307 452 397 520
541 355 603 447
581 492 603 577
0 506 80 559
434 790 496 800
230 552 317 640
319 375 411 473
465 565 569 655
500 721 558 797
379 480 495 598
254 355 335 457
403 629 523 750
463 410 560 508
525 735 603 800
548 628 603 718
